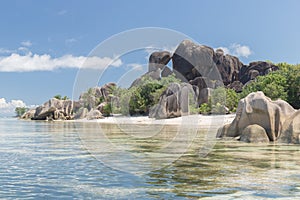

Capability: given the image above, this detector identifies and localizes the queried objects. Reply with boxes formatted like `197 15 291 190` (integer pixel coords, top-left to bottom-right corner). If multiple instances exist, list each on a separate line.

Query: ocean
0 118 300 199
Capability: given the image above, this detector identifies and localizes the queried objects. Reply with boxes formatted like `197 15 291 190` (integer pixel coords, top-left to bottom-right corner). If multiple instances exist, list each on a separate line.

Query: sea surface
0 118 300 199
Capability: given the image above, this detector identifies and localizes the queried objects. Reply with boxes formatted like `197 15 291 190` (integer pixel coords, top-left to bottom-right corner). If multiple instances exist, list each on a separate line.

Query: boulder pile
217 92 300 144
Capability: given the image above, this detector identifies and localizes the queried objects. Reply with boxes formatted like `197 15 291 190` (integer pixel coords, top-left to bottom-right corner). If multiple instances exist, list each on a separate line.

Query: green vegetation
199 103 211 114
240 63 300 109
15 107 28 117
54 95 69 100
78 62 300 117
197 87 239 114
114 74 181 115
102 103 112 117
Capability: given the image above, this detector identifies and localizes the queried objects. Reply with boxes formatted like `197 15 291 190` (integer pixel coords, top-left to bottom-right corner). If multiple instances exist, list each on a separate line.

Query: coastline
68 114 236 127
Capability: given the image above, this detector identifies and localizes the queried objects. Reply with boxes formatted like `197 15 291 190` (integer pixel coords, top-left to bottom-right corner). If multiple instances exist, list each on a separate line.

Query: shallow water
0 118 300 199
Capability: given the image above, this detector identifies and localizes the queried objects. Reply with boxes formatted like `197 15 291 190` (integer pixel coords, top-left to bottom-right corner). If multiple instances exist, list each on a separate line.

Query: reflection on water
0 118 300 199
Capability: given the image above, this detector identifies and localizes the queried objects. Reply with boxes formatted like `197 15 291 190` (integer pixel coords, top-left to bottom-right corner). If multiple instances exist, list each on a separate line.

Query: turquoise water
0 118 300 199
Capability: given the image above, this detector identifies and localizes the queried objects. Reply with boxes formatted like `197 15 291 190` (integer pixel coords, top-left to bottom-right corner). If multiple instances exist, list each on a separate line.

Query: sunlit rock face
217 91 297 143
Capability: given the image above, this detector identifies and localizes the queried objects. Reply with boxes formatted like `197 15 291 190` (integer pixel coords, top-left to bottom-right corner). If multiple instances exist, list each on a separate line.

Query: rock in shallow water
240 124 270 143
217 91 297 143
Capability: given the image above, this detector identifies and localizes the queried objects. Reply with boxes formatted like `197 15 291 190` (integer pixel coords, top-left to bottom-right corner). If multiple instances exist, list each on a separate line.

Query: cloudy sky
1 0 300 116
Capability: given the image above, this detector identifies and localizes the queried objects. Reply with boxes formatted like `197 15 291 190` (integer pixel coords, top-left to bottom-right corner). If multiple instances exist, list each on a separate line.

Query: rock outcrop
149 83 196 119
239 61 279 84
172 40 221 82
148 51 172 72
30 98 81 120
131 51 173 88
217 92 296 142
213 48 243 85
23 83 117 121
171 40 279 93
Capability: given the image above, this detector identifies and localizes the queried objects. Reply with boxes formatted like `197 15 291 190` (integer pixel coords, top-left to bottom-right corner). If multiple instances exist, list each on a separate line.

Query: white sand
72 114 235 128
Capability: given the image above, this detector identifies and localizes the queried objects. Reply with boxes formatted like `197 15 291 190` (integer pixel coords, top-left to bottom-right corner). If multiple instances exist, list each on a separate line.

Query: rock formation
172 40 279 92
22 83 117 121
172 40 221 82
30 98 81 120
239 61 279 84
278 110 300 144
217 91 297 143
131 51 173 88
148 51 172 72
149 83 196 119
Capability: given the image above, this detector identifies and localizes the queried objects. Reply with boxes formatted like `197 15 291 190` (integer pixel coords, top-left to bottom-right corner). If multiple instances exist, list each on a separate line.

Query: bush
199 103 211 115
102 103 112 117
54 94 62 100
115 74 182 116
240 71 288 101
15 107 28 117
209 87 239 113
239 63 300 109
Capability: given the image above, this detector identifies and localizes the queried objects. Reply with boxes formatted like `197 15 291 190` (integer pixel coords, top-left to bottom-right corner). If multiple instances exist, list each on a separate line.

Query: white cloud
0 48 15 54
127 63 144 71
215 43 252 58
231 44 252 58
21 40 32 47
0 98 26 116
0 53 123 72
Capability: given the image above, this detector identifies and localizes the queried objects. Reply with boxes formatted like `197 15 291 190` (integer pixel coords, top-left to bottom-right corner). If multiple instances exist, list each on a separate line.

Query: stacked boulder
146 40 279 119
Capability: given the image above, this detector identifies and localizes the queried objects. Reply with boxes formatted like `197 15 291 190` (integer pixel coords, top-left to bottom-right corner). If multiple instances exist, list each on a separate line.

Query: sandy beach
73 114 236 128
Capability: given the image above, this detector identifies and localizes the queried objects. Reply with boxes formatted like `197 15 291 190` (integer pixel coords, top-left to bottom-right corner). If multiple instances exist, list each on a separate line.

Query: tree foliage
115 74 181 116
15 107 28 117
239 62 300 109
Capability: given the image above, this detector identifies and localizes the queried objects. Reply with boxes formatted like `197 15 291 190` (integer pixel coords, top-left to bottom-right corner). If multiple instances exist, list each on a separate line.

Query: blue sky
1 0 300 115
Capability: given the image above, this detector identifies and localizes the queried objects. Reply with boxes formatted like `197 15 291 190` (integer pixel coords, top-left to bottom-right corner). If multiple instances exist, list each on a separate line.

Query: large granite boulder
148 51 172 72
217 92 296 141
240 124 270 143
278 110 300 144
213 48 243 85
172 40 221 82
149 83 196 119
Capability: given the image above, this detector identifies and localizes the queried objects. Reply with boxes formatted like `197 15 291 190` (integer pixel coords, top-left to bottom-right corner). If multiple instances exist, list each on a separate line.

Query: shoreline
68 114 236 127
